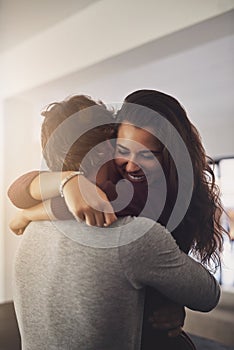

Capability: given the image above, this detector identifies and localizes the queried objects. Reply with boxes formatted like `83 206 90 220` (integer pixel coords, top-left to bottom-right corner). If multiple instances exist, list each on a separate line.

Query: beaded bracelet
59 171 84 198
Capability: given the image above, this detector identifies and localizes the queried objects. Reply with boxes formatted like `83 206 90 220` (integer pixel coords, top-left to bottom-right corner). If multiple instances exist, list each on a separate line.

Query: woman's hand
148 302 186 337
9 210 31 235
9 200 54 235
63 175 117 227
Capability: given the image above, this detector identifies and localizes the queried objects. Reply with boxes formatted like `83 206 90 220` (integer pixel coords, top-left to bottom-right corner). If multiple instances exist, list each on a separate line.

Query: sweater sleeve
7 171 42 209
119 220 220 312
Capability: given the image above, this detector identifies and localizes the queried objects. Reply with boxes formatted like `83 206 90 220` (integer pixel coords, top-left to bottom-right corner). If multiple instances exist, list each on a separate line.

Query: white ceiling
2 6 233 157
0 0 101 53
19 11 234 121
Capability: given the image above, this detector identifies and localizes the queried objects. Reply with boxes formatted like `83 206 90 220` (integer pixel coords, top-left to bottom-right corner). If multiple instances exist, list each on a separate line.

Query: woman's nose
125 160 140 173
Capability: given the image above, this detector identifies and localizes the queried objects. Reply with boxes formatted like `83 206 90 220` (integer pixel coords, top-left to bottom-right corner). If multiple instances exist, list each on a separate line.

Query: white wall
2 98 41 301
0 100 5 303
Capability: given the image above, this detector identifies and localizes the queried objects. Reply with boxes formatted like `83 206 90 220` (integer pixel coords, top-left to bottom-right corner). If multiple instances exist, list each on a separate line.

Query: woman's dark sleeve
52 180 141 220
50 197 74 220
100 180 147 217
8 170 74 220
7 171 42 209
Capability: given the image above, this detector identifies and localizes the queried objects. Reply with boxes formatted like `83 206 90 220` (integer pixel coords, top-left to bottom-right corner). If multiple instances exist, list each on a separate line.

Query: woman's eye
140 153 155 160
116 148 129 155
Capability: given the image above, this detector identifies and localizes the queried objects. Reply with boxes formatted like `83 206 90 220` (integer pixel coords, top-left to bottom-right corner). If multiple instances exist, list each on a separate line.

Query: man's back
13 217 220 350
13 218 147 350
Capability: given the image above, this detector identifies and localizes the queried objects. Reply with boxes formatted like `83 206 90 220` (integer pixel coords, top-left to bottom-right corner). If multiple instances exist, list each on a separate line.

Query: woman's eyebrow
117 144 162 154
140 149 163 155
116 144 129 151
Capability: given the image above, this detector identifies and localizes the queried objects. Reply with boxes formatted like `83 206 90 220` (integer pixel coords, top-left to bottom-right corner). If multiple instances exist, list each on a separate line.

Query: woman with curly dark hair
116 89 225 349
120 89 224 268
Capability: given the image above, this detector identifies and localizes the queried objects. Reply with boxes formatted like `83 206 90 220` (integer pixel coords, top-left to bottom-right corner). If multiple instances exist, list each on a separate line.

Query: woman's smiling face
114 122 164 185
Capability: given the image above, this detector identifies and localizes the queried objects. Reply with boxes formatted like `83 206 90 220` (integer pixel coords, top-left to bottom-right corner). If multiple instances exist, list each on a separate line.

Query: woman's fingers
149 303 185 337
10 226 20 235
64 175 117 227
74 212 85 223
85 210 117 227
95 212 106 227
84 213 96 227
9 215 28 235
104 212 117 227
102 201 117 227
168 326 183 337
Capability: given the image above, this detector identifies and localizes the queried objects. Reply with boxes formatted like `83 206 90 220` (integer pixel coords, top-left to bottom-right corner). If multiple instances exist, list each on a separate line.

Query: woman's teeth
127 173 145 181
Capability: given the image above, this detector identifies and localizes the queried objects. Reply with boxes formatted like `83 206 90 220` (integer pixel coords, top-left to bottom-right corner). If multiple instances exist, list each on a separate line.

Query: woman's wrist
59 171 84 198
21 200 55 221
21 209 32 222
29 171 77 200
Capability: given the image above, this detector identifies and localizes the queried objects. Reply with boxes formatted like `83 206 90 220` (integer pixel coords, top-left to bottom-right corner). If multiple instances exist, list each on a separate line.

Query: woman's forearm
24 200 56 221
8 170 75 208
29 171 73 200
8 170 117 226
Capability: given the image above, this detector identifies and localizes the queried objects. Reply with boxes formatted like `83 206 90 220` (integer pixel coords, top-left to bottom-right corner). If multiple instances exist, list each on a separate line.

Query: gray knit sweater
13 217 220 350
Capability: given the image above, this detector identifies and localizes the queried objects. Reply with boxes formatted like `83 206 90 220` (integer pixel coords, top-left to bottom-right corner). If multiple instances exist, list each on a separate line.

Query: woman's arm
8 171 117 226
8 171 77 220
29 171 73 201
9 200 55 235
8 170 75 206
8 171 41 208
61 174 117 226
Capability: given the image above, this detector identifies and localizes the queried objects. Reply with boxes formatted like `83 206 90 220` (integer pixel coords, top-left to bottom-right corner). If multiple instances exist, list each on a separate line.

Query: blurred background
0 0 234 347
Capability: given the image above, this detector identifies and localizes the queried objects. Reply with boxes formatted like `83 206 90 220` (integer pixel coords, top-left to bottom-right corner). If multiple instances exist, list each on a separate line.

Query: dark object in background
0 302 21 350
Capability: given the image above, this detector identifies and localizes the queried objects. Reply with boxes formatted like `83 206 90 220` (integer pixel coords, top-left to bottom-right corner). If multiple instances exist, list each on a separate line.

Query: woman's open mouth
125 172 146 183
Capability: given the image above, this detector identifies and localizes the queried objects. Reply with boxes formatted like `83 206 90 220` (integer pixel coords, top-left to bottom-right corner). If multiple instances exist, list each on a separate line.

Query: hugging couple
8 89 224 350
